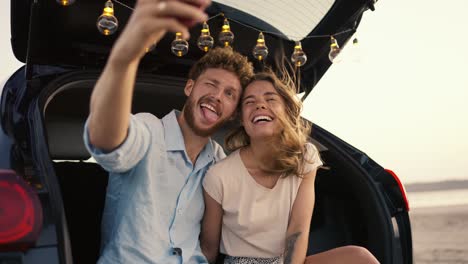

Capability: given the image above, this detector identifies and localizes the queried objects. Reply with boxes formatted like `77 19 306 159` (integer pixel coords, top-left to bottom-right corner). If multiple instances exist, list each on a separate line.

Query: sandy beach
410 204 468 263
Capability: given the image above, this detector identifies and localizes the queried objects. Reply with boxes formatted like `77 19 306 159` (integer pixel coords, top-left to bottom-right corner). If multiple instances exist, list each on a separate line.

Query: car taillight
0 169 43 252
385 169 410 212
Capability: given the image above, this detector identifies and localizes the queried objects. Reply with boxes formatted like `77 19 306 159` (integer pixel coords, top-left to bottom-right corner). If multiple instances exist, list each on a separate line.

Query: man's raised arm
87 0 209 152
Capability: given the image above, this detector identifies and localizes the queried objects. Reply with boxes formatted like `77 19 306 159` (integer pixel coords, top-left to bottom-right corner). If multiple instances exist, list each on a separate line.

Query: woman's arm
200 189 223 263
283 169 317 264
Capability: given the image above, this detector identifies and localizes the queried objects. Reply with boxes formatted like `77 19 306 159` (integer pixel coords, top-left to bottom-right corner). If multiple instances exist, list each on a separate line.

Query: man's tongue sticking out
201 105 219 123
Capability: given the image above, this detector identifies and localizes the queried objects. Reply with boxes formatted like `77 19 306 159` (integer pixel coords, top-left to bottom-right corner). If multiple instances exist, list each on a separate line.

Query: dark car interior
42 72 393 264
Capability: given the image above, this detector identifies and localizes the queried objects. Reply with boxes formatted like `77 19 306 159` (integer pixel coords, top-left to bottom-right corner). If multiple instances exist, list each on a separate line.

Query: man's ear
184 79 195 97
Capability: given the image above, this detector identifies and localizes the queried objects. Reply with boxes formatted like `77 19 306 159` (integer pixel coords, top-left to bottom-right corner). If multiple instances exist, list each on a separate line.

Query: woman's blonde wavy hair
225 67 313 178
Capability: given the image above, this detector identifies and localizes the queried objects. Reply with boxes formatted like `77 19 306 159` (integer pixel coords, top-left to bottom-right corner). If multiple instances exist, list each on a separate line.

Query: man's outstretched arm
88 0 209 152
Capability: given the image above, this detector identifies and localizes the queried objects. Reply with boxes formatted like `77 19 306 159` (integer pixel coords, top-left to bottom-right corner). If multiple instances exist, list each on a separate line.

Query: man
84 0 254 263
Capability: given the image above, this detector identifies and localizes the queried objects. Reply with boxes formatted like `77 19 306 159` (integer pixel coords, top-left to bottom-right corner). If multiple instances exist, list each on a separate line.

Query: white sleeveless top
203 143 322 258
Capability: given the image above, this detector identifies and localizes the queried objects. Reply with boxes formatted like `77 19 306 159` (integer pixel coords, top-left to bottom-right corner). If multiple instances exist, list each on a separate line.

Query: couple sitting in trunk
85 0 379 263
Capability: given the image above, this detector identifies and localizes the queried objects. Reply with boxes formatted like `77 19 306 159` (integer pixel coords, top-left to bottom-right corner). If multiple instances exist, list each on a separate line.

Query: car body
0 0 412 263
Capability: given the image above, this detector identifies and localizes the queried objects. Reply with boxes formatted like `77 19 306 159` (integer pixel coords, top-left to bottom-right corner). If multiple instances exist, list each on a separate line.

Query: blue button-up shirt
84 110 225 263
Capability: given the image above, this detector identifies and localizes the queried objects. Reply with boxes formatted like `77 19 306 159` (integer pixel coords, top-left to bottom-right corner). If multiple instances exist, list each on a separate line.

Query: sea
405 180 468 209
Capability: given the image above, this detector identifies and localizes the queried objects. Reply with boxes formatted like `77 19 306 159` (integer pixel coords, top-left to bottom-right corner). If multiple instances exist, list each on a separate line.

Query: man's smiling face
183 68 242 137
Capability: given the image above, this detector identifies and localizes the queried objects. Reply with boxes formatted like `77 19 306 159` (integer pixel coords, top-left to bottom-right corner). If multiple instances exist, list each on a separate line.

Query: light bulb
290 41 307 67
97 0 119 36
218 18 234 47
252 32 268 61
353 37 359 45
328 36 341 63
171 32 189 57
197 22 214 52
57 0 75 6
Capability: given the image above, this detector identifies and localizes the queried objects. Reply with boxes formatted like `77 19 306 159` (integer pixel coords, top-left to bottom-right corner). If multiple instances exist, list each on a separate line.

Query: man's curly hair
188 47 254 89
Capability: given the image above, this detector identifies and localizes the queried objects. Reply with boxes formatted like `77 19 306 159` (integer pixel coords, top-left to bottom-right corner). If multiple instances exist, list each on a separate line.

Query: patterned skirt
224 255 282 264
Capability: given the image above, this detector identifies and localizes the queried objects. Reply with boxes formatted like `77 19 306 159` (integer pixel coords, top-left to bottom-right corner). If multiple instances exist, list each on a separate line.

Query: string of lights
59 0 358 65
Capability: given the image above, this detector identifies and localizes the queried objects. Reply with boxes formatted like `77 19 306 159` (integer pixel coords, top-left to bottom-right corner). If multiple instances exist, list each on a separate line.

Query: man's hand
110 0 210 65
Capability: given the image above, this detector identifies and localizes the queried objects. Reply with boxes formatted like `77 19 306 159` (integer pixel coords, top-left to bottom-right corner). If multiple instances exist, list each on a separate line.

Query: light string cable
113 0 134 11
108 0 355 96
112 0 354 41
110 0 355 68
221 13 356 41
113 0 223 21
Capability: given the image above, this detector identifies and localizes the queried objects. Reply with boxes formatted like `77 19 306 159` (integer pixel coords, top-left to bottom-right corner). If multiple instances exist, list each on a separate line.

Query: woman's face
241 80 286 140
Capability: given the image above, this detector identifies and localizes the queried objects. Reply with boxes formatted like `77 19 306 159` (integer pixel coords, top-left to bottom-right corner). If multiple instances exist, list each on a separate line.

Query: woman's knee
341 245 379 264
305 245 379 264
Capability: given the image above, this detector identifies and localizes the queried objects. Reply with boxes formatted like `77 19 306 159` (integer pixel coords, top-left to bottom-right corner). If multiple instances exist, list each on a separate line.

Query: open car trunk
11 0 370 96
2 0 414 263
37 71 401 264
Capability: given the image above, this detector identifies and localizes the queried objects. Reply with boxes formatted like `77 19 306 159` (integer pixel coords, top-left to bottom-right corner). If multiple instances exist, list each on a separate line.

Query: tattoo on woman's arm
283 232 301 264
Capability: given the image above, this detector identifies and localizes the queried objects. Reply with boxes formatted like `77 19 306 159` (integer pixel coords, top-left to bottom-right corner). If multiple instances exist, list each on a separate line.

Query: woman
200 70 379 264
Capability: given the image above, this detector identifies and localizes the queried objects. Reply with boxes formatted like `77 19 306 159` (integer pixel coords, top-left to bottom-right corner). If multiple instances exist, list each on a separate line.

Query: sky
303 0 468 184
1 0 467 184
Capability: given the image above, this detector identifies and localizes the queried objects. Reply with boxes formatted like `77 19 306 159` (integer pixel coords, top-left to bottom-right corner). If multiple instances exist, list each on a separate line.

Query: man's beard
184 96 227 137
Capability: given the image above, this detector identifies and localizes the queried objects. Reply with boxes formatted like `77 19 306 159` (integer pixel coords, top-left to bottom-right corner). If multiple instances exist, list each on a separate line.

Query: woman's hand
200 189 223 263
